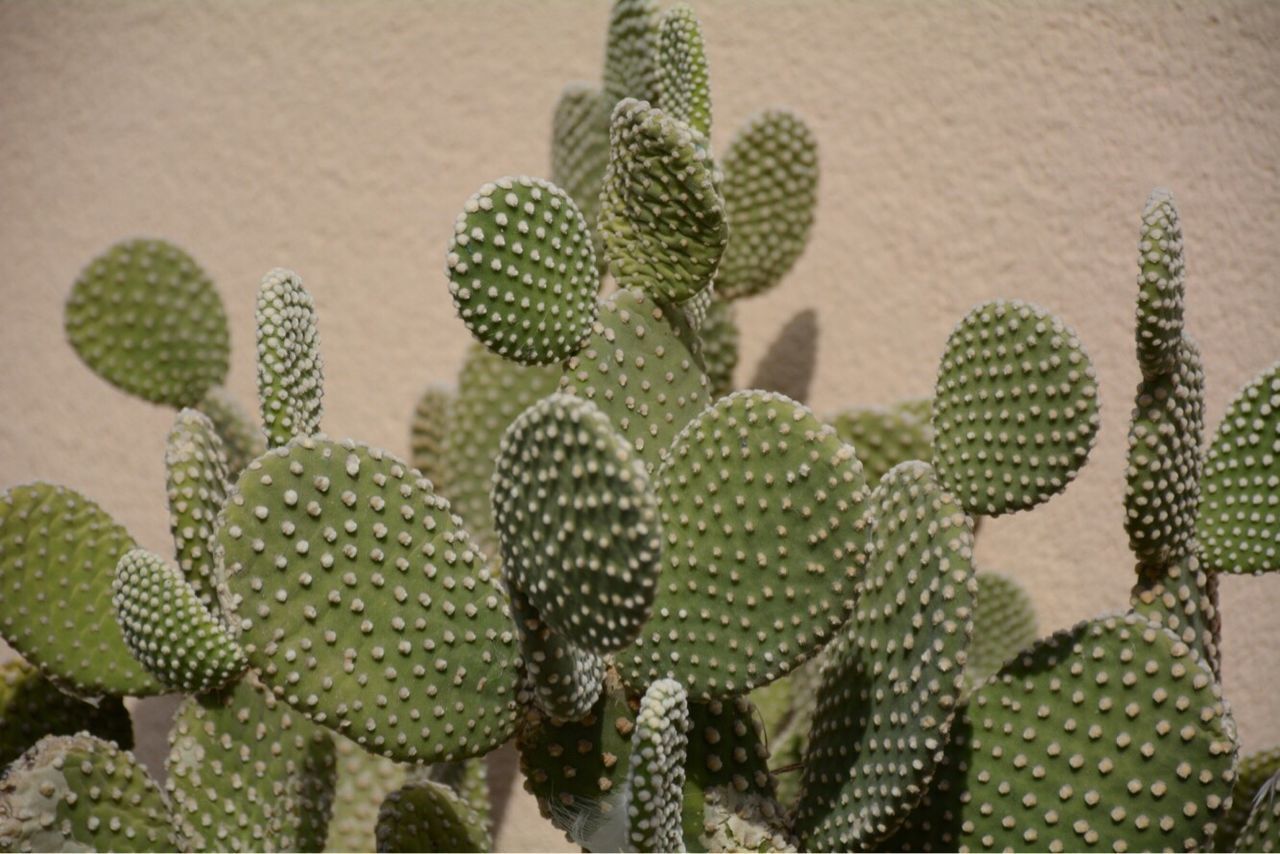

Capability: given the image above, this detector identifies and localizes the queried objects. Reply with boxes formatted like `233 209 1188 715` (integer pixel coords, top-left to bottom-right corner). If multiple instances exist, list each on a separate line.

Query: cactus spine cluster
1 3 1276 853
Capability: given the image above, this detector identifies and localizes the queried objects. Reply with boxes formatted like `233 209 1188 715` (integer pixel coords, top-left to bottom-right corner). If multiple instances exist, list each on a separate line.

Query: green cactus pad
656 5 711 137
1197 360 1280 574
446 177 600 366
508 585 604 720
1125 336 1205 568
112 548 246 694
0 483 163 698
65 238 230 407
1217 747 1280 851
493 394 662 652
714 111 819 301
877 709 975 852
698 297 739 399
165 408 231 611
298 728 338 853
622 390 870 700
932 299 1101 517
0 734 172 852
748 308 818 405
410 384 453 491
965 570 1038 694
0 659 133 769
832 398 935 485
324 736 408 853
627 678 690 853
257 268 324 449
375 780 489 853
602 0 660 106
1234 775 1280 853
197 386 268 476
794 461 976 850
1135 189 1187 380
682 694 777 847
551 83 611 242
447 343 561 556
416 758 491 835
560 287 711 472
218 437 522 763
599 99 728 303
1132 552 1220 679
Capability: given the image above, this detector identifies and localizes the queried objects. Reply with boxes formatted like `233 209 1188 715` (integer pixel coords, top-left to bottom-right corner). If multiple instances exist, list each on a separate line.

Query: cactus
409 384 453 490
831 398 934 486
1233 771 1280 852
197 385 268 476
0 660 133 768
964 570 1038 694
257 268 324 449
165 408 233 611
375 780 490 852
1217 747 1280 850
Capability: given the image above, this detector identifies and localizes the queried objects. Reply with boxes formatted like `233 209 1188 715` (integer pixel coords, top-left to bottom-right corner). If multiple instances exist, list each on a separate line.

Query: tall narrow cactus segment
375 780 490 853
748 308 818 406
964 570 1038 694
551 83 611 244
932 299 1101 517
602 0 661 107
714 111 819 301
622 391 870 700
217 437 522 763
0 483 163 698
1131 552 1221 678
627 679 690 853
599 99 728 303
698 297 740 399
0 659 133 769
111 548 247 693
324 736 408 853
445 177 600 366
656 5 712 138
1234 774 1280 853
197 385 268 476
1197 360 1280 574
794 461 976 850
65 238 230 408
1216 747 1280 851
409 384 454 490
1135 189 1187 380
877 711 975 852
508 585 605 720
0 734 173 853
681 694 777 849
165 408 232 612
831 398 935 485
257 268 324 449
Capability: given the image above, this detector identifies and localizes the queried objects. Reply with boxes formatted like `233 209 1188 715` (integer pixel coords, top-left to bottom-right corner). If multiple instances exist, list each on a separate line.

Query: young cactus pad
656 4 712 138
257 268 324 449
602 0 661 107
165 407 232 611
551 83 611 244
627 678 690 853
507 584 606 720
1135 189 1187 380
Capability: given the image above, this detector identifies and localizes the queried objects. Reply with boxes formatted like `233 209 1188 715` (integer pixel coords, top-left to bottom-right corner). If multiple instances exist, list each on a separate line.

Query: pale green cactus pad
446 177 600 366
698 297 739 399
1197 360 1280 574
257 268 324 449
493 394 661 652
965 570 1038 694
932 299 1101 517
602 0 660 107
794 461 976 850
1135 189 1187 380
748 308 818 405
714 111 819 301
375 780 489 853
1132 552 1220 678
507 585 604 720
560 288 711 472
599 99 728 303
165 408 231 611
218 437 522 763
324 736 408 853
1125 336 1205 568
197 385 268 476
1234 775 1280 853
0 734 172 852
112 548 246 694
832 398 935 486
622 391 870 700
551 83 611 245
410 384 453 491
65 238 230 407
1216 747 1280 851
0 483 162 698
0 659 133 769
681 284 714 332
627 678 690 853
656 4 711 137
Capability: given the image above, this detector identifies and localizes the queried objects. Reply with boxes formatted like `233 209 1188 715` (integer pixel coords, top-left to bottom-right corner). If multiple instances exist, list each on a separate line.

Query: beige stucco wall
1 1 1277 849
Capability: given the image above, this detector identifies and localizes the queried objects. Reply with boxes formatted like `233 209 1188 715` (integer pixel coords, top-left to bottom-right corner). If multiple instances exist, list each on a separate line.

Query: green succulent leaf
0 659 133 770
627 678 690 853
748 308 818 406
656 4 711 137
507 585 604 720
1135 189 1187 380
375 780 490 853
965 570 1038 695
831 398 935 486
602 0 660 107
410 384 454 492
681 694 778 849
165 408 232 612
197 385 268 476
257 267 324 449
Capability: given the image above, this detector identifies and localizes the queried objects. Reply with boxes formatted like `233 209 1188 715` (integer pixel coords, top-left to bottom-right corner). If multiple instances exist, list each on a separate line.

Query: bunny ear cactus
165 408 232 611
1234 774 1280 853
602 0 661 107
964 569 1038 694
197 385 268 476
831 398 935 485
1217 747 1280 851
656 5 712 138
257 268 325 449
410 384 454 491
0 659 133 768
551 83 611 244
626 678 690 852
375 780 491 853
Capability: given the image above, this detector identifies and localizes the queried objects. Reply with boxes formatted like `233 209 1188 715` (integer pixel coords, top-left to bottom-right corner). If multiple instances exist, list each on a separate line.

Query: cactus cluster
1 2 1276 853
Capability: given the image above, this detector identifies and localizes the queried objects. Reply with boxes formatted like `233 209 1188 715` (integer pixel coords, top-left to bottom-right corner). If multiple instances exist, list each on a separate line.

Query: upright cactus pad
257 268 324 449
218 437 522 762
507 585 605 720
1131 552 1220 678
409 384 453 491
375 780 490 853
965 570 1038 694
165 408 231 611
714 111 819 301
932 300 1100 517
197 386 268 476
832 398 935 485
65 238 230 407
493 394 662 653
551 83 611 239
112 548 247 694
324 736 407 853
794 461 976 850
749 308 819 405
1135 189 1187 380
682 694 778 846
445 177 600 366
656 5 711 137
0 483 162 698
1197 360 1280 574
599 99 728 303
602 0 660 106
627 679 690 853
0 659 133 769
698 297 740 399
622 391 870 699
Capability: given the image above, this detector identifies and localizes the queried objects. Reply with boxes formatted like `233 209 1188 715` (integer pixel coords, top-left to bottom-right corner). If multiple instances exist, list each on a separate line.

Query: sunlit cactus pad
65 238 230 407
627 678 689 852
0 659 133 769
656 4 711 137
1135 189 1187 380
0 734 173 852
0 483 162 698
410 384 453 490
165 408 231 611
622 390 869 699
257 267 324 449
1197 360 1280 574
218 437 522 762
375 780 490 853
832 398 934 485
446 177 599 366
197 386 267 476
933 299 1100 517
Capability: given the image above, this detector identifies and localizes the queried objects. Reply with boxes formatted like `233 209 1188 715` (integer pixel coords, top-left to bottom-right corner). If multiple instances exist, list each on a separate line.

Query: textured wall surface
1 2 1277 849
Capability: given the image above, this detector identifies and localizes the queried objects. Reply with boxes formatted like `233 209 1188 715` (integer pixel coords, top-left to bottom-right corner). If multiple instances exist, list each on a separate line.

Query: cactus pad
165 408 231 611
602 0 660 107
112 548 247 693
508 585 604 720
551 83 611 241
627 678 690 853
257 268 324 449
0 659 133 769
375 780 490 853
698 297 740 399
1197 360 1280 574
682 694 777 844
324 736 407 852
218 437 522 762
1132 552 1220 678
832 398 935 485
794 461 976 850
622 390 870 700
1135 189 1187 380
932 299 1100 517
1217 747 1280 851
966 570 1038 694
656 5 711 137
197 385 268 475
0 483 162 698
445 177 600 366
65 238 229 407
493 394 661 652
410 384 453 491
599 99 728 303
714 111 819 301
1234 775 1280 853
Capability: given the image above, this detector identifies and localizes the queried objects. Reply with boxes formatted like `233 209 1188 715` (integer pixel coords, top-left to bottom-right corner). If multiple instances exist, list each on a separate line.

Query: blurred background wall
1 2 1277 849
